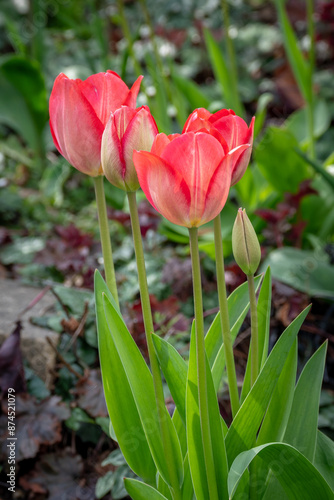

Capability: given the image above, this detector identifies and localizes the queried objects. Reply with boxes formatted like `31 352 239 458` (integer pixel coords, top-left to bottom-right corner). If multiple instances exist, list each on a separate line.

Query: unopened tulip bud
232 208 261 275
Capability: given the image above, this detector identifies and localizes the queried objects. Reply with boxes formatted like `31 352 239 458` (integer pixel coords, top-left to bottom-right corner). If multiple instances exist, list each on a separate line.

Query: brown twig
63 302 90 353
46 337 82 379
18 285 52 320
50 287 71 318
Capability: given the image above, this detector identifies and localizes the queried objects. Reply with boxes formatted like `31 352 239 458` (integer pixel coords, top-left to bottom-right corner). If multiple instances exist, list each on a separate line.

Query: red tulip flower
133 132 249 228
101 105 158 192
183 108 255 185
49 71 143 176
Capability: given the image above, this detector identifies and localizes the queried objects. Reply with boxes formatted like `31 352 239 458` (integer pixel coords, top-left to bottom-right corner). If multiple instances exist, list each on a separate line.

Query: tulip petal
210 113 249 150
133 151 192 226
101 114 125 190
182 108 212 133
114 106 138 140
231 143 252 186
246 116 255 144
203 144 249 223
122 108 158 191
49 117 62 155
80 71 134 126
160 132 228 226
49 73 104 176
151 133 173 156
182 109 229 154
124 76 144 109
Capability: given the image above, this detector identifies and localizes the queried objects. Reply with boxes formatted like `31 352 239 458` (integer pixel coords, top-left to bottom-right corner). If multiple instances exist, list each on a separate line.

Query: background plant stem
213 214 240 417
94 175 119 307
247 273 259 386
188 227 219 500
306 0 315 159
220 0 244 116
127 191 181 500
117 0 145 79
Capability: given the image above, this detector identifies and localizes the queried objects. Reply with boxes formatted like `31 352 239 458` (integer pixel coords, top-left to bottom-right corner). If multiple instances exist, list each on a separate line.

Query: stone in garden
0 279 58 388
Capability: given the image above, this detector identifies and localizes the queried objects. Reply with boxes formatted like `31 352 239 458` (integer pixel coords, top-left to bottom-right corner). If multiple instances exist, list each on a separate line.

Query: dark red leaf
72 370 108 419
19 448 89 500
0 321 26 395
0 394 70 461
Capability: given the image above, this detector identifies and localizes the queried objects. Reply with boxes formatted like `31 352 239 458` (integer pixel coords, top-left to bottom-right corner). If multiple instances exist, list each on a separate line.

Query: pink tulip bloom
101 106 158 192
49 71 143 176
133 131 249 228
183 108 255 185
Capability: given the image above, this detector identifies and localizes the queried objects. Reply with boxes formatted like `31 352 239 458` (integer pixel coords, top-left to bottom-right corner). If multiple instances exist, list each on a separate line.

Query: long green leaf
181 453 194 500
258 266 272 368
186 325 228 500
152 333 188 424
124 479 168 500
254 340 298 499
275 0 312 103
172 73 211 110
314 430 334 491
296 149 334 192
203 28 234 108
95 271 156 484
153 277 262 430
186 324 209 500
257 339 297 445
225 306 311 465
228 442 334 499
284 341 328 462
102 292 183 486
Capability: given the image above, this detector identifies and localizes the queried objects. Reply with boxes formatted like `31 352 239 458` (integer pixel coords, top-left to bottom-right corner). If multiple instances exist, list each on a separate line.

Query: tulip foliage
49 71 334 500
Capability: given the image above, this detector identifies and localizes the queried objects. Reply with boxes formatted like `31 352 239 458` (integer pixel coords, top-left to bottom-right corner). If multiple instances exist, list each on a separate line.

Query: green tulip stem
94 175 119 308
188 227 219 500
247 273 259 386
127 191 181 500
213 214 240 417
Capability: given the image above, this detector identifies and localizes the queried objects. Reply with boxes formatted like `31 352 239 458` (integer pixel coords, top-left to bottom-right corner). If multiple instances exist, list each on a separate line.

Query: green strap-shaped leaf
124 479 169 500
284 341 328 462
102 292 184 486
314 430 334 491
185 323 209 500
228 443 334 499
258 267 272 368
225 305 311 465
203 28 234 108
203 28 244 115
296 149 334 192
172 73 211 110
156 475 172 500
257 339 297 445
153 277 261 433
275 0 312 102
275 0 312 103
152 333 188 424
181 453 194 500
95 272 156 484
254 340 298 499
186 326 228 500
